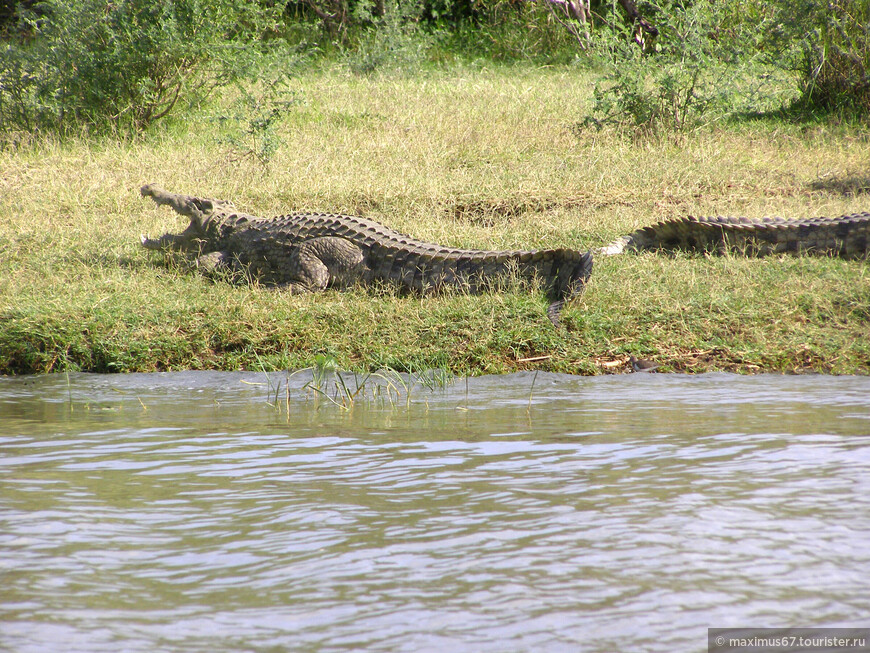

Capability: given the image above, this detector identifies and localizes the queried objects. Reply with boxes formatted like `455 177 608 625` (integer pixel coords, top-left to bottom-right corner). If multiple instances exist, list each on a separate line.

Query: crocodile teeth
141 234 159 249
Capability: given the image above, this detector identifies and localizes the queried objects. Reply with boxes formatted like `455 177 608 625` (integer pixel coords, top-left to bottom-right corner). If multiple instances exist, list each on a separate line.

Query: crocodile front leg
195 250 244 277
274 237 369 293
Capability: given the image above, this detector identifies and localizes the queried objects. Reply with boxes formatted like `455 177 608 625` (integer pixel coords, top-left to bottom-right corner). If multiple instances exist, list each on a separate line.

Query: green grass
1 63 869 375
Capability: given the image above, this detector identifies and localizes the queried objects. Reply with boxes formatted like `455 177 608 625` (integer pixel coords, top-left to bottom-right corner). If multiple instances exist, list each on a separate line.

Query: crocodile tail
546 249 594 327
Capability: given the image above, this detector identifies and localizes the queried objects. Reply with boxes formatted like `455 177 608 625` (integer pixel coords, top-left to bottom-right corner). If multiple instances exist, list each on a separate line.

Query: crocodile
598 213 870 258
139 184 594 326
140 185 869 325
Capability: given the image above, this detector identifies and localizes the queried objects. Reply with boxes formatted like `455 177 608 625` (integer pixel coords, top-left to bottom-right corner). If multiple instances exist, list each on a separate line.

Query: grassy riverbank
1 64 868 375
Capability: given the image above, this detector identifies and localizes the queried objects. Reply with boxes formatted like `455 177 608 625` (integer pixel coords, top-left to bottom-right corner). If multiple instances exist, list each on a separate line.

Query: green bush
761 0 870 112
343 0 435 74
290 0 583 66
0 0 281 134
442 1 582 64
585 0 759 134
214 73 302 166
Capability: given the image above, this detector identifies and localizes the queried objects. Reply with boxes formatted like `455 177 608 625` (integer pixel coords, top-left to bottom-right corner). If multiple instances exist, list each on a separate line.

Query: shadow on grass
808 174 870 197
728 94 869 128
727 101 870 198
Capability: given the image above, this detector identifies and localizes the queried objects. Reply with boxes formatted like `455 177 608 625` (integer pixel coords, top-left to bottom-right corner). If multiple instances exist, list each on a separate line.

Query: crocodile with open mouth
140 184 869 325
140 184 594 326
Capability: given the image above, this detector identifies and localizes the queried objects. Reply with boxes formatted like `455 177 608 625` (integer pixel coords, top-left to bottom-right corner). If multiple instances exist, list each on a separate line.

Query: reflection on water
2 372 869 652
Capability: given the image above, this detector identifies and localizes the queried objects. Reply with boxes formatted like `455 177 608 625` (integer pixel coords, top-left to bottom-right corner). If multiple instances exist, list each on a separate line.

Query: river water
2 371 869 652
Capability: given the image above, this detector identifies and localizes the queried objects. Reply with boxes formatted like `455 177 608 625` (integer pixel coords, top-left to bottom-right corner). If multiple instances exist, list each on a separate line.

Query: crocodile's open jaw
141 217 206 251
140 183 212 252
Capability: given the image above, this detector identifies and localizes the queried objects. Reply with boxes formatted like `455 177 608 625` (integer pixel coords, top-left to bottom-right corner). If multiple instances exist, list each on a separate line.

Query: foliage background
1 0 868 136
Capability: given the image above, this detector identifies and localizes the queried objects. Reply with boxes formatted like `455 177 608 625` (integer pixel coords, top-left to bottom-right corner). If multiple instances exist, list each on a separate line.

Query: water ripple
1 372 869 652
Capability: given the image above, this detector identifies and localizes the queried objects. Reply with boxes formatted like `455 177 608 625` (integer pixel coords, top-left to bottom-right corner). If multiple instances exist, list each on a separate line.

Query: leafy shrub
214 73 303 166
344 0 434 74
0 0 281 134
292 0 583 66
585 0 759 134
761 0 870 112
444 1 583 64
